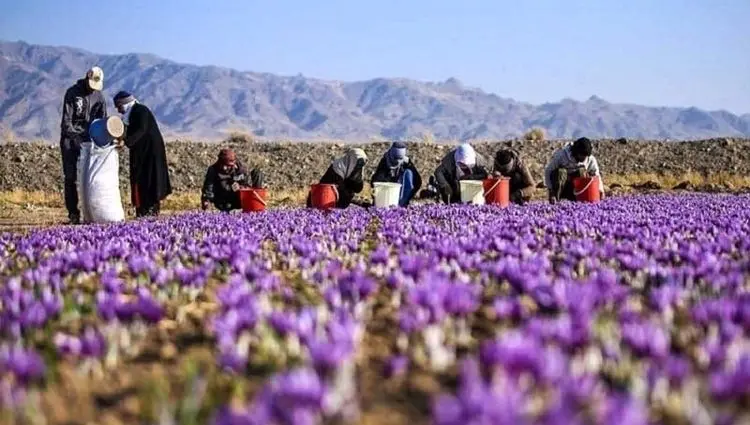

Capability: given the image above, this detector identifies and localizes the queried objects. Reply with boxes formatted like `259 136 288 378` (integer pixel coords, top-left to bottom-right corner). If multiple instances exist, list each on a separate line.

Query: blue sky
2 0 749 114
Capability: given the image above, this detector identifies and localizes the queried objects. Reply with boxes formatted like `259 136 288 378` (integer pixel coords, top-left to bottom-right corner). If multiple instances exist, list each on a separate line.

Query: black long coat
124 103 172 207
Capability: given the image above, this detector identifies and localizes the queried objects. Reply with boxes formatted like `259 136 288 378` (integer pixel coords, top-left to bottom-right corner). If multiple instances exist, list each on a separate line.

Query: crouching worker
307 148 368 208
370 142 422 207
434 143 489 204
492 149 535 205
201 148 264 212
544 137 605 204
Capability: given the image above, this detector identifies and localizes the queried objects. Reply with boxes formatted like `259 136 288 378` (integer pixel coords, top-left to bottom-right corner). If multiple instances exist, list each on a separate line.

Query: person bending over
307 148 368 208
201 148 264 212
433 143 489 204
544 137 605 204
492 149 535 205
370 142 423 207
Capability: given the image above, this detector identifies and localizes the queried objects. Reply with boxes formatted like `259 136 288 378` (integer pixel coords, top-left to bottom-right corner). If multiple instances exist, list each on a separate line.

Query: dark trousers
132 183 161 218
550 168 577 202
213 193 242 212
60 139 81 220
212 169 264 212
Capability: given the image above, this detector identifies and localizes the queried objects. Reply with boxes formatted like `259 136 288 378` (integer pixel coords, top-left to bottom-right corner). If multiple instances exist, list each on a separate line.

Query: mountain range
1 40 749 142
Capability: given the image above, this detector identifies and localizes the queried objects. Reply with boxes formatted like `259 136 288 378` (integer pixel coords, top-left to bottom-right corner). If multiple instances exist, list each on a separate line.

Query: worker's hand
201 201 209 211
600 190 606 200
548 191 558 205
231 182 240 192
492 171 503 178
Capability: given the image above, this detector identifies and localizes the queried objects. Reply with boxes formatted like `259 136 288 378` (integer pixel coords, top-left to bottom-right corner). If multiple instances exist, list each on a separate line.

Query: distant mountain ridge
1 40 748 141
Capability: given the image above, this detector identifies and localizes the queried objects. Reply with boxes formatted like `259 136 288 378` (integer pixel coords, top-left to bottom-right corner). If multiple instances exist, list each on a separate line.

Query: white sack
77 142 125 223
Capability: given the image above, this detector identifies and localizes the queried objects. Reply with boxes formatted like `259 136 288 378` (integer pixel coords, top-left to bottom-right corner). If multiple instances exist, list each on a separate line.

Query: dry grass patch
0 189 63 208
606 172 750 189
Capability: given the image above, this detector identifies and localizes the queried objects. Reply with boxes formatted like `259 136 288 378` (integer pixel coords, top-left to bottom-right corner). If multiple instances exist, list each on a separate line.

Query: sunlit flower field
2 194 750 425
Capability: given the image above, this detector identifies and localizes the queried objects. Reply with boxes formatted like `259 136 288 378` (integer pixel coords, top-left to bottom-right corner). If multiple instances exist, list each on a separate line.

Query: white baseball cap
86 66 104 91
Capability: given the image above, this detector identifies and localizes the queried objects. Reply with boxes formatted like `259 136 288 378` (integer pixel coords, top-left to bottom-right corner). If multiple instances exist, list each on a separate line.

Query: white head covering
331 148 368 179
121 100 137 125
454 144 476 167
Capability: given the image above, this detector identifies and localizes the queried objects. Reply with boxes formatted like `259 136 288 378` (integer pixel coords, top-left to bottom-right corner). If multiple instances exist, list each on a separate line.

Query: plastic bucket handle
251 189 267 206
574 177 596 197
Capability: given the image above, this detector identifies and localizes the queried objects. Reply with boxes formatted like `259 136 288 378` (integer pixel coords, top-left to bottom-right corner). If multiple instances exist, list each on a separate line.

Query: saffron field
2 194 750 425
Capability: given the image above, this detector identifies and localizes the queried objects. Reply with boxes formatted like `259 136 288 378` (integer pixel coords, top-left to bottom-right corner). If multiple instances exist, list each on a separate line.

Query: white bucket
373 182 402 208
459 180 485 205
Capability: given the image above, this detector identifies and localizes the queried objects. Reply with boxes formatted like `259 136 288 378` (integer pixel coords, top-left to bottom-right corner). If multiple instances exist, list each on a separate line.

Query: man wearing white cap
59 66 107 224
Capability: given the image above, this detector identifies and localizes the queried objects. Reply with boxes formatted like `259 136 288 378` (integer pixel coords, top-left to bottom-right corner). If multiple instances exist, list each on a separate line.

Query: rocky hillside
2 138 749 194
1 40 749 141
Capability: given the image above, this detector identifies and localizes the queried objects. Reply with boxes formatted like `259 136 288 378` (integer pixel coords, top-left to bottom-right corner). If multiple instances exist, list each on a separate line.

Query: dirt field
2 138 750 195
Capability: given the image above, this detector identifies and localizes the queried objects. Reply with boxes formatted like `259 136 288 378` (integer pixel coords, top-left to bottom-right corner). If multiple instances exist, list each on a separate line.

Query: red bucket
240 188 268 212
483 177 510 207
310 184 339 210
573 176 601 203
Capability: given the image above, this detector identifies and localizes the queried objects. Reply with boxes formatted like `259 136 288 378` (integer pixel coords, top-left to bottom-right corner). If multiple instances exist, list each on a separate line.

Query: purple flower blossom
432 358 525 425
0 345 45 383
620 321 670 359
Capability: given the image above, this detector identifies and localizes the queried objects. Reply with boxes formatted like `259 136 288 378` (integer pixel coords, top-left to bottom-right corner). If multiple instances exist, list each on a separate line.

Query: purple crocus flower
493 297 523 321
218 350 247 375
0 345 46 383
480 332 548 381
710 355 750 401
620 321 670 359
135 293 163 323
383 355 409 378
54 333 83 357
432 358 525 425
307 340 351 375
268 368 326 414
269 311 297 337
443 283 480 316
601 395 649 425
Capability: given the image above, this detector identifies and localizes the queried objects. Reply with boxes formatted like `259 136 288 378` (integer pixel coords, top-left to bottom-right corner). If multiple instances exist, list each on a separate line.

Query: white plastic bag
77 142 125 223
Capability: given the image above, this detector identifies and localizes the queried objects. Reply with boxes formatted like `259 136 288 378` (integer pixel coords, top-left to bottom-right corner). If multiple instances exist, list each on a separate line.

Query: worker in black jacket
59 66 107 224
307 148 368 208
201 148 264 212
370 142 422 207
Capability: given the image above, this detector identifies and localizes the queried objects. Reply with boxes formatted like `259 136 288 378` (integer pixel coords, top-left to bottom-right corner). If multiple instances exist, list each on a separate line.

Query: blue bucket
89 117 124 147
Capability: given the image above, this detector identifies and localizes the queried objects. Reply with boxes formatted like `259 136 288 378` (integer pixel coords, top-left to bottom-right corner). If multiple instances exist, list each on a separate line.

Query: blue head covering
113 91 135 108
386 142 408 168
